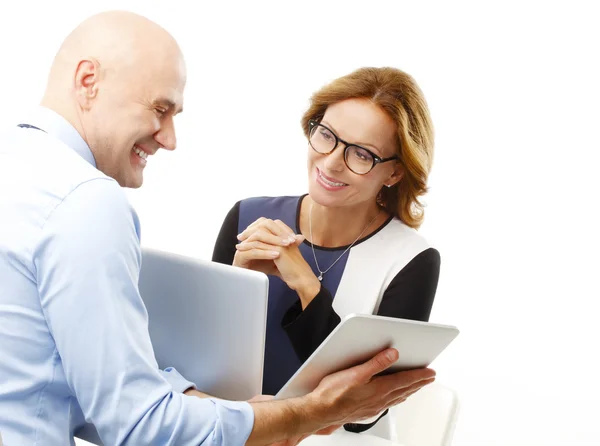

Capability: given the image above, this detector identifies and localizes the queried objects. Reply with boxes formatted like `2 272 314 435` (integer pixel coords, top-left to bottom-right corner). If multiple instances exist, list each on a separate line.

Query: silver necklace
309 202 380 281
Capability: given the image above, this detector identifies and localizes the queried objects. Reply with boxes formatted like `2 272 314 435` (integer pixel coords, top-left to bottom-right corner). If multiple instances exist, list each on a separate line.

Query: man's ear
74 58 100 110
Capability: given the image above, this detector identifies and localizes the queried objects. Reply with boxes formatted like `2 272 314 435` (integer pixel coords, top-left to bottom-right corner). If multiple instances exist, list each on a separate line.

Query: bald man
0 11 435 446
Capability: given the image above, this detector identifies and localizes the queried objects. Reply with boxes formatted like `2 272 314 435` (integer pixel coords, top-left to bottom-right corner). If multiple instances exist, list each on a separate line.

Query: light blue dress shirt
0 106 254 445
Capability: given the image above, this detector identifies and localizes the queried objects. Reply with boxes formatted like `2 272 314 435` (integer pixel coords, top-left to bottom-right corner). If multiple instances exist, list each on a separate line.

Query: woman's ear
384 164 404 188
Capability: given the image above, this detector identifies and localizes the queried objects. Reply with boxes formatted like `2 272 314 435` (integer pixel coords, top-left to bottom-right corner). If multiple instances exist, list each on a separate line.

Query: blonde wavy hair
301 67 434 229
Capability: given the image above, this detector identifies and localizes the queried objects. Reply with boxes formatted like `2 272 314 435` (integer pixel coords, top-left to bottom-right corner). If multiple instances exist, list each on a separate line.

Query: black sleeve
376 247 441 323
281 286 341 363
212 201 241 266
281 247 441 434
282 247 441 360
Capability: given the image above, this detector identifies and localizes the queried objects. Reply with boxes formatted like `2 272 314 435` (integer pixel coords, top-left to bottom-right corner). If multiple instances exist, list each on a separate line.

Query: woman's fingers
244 229 293 247
236 240 281 252
236 248 280 260
273 219 297 241
236 217 266 241
237 218 296 243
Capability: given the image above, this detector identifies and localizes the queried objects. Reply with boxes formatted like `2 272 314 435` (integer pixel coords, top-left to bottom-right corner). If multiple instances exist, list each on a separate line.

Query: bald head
45 11 183 104
42 11 187 188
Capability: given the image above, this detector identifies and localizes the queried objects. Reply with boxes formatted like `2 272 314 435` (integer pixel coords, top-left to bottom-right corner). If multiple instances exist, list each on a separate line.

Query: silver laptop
76 247 268 444
139 247 268 400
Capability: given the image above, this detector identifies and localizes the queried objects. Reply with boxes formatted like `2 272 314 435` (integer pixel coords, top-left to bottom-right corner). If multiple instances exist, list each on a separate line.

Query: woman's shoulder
237 195 304 228
356 216 436 266
239 195 303 209
371 217 432 247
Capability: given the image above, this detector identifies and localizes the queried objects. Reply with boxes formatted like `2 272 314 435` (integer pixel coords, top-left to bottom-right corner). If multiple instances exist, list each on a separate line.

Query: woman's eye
355 150 367 160
351 148 373 163
319 129 333 141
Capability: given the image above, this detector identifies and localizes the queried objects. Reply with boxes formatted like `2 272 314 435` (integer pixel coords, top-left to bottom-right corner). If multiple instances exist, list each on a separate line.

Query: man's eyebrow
153 98 183 114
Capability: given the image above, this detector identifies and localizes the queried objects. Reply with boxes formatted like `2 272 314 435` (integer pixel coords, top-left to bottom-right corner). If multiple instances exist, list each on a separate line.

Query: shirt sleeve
281 286 340 363
159 367 197 394
375 247 441 322
212 201 241 265
281 247 441 433
34 178 254 446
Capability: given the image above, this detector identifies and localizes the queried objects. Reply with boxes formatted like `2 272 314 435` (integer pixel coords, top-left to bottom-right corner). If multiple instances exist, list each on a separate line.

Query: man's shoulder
42 177 140 249
43 132 111 188
10 126 119 204
43 165 122 227
0 127 126 224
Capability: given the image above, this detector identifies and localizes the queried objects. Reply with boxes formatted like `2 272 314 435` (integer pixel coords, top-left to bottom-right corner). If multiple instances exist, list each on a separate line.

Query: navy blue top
213 195 441 397
239 196 353 394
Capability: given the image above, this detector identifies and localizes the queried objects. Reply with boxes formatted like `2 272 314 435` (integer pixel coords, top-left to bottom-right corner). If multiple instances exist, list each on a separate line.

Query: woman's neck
299 195 387 248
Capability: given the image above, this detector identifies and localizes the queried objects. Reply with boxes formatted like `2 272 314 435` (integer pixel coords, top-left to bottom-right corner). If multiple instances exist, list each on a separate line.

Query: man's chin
120 172 144 189
126 179 143 189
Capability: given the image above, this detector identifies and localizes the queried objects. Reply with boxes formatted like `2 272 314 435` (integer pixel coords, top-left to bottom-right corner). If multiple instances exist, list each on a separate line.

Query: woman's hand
237 217 298 245
232 244 281 276
235 218 321 308
233 218 301 276
273 246 321 308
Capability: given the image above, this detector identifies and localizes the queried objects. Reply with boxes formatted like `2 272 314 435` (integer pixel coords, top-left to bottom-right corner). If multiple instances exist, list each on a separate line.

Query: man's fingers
315 424 342 436
376 367 436 392
349 378 432 423
385 376 436 404
296 433 310 444
351 348 399 382
384 380 433 411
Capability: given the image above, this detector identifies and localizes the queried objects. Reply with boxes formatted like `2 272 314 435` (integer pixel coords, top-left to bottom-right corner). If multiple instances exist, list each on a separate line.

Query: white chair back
387 382 460 446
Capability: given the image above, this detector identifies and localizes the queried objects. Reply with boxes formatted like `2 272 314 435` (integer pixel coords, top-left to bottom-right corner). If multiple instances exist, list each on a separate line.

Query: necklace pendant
318 274 323 281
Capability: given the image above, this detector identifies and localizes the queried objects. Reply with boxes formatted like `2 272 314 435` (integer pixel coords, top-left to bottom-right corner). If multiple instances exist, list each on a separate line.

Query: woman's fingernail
281 238 290 245
270 251 280 257
288 236 296 243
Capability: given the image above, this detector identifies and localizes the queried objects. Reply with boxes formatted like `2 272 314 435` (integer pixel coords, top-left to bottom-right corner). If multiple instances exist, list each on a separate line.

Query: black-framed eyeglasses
308 120 399 175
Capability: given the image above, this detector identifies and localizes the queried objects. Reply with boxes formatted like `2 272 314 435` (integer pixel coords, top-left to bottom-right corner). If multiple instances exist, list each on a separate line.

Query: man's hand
248 395 311 446
246 348 435 446
306 348 436 426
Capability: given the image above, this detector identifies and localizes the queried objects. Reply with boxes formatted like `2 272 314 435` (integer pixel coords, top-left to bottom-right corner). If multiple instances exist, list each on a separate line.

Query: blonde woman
213 67 439 433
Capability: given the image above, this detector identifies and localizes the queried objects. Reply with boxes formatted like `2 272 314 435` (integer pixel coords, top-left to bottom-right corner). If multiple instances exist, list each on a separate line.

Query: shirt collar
23 106 97 168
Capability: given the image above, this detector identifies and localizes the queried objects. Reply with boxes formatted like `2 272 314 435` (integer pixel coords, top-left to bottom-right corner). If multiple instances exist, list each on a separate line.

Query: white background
1 1 599 445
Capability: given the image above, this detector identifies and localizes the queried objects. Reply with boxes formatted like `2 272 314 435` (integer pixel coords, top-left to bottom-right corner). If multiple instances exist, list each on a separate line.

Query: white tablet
275 313 459 400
